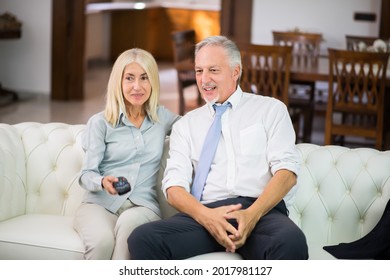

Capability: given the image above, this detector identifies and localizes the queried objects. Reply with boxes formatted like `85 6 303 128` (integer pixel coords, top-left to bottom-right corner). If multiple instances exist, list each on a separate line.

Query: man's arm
247 169 296 221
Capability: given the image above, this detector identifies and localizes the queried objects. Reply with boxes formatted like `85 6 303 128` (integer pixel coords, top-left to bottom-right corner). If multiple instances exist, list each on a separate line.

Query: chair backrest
345 35 381 51
239 43 292 106
171 29 196 66
325 48 390 150
272 31 322 67
170 29 198 115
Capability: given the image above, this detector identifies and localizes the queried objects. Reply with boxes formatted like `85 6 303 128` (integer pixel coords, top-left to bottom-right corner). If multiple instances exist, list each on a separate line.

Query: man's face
195 45 240 104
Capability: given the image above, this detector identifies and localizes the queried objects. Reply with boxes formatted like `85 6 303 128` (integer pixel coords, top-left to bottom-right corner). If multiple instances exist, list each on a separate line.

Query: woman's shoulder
82 111 108 140
156 105 180 122
86 111 107 127
156 105 171 115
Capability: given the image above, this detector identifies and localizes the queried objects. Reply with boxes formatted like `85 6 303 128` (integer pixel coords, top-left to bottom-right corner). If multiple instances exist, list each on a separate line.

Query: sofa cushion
308 242 336 260
188 252 242 260
184 245 336 260
0 214 84 260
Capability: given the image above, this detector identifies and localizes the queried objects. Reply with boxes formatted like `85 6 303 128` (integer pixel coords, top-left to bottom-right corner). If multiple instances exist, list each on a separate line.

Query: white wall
251 0 382 55
0 0 383 96
0 0 51 95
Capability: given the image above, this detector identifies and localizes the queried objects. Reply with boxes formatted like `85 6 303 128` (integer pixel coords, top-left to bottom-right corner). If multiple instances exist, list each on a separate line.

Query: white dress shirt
162 86 300 206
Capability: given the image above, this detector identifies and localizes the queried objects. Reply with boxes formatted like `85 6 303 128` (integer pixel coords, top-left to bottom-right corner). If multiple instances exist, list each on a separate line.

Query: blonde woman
74 48 180 259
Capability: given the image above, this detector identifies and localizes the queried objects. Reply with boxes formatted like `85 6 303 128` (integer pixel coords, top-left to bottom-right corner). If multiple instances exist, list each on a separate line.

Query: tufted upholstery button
360 219 364 223
328 216 333 222
346 189 350 195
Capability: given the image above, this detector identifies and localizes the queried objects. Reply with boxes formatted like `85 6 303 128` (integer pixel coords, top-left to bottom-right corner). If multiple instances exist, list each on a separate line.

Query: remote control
113 176 131 195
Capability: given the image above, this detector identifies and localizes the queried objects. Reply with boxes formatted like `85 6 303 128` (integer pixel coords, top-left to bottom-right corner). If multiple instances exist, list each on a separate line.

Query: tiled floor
0 62 387 149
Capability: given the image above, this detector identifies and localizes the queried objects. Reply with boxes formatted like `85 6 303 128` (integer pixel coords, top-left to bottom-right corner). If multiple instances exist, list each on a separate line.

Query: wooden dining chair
171 29 201 115
345 35 381 51
325 48 390 150
272 31 323 143
239 43 301 138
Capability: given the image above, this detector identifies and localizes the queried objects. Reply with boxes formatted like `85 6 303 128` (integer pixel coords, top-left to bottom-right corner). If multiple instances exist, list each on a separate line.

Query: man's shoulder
241 92 285 108
181 104 209 119
172 105 209 129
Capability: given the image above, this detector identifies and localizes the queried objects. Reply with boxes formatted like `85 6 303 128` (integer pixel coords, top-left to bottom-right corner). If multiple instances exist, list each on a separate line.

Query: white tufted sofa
0 122 389 260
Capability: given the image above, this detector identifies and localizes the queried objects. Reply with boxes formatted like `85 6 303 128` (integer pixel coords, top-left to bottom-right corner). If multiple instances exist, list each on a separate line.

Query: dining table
174 54 390 133
296 55 390 137
290 56 390 87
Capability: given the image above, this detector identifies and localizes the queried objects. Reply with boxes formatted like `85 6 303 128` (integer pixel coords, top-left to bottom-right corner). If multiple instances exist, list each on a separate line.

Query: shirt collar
116 108 153 128
117 108 126 127
226 86 243 111
207 86 243 113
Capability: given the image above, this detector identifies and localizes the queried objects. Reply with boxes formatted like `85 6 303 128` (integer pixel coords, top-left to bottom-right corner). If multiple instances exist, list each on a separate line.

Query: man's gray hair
195 35 242 78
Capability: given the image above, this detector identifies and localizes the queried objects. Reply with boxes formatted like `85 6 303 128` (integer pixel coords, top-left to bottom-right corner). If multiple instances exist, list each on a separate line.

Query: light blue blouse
79 106 180 215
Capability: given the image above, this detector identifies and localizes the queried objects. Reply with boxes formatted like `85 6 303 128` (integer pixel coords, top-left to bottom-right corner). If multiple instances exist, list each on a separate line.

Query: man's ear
232 65 241 82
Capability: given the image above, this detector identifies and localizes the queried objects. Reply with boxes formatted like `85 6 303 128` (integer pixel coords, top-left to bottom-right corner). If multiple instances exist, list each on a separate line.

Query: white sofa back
290 144 390 258
1 122 390 259
0 122 85 222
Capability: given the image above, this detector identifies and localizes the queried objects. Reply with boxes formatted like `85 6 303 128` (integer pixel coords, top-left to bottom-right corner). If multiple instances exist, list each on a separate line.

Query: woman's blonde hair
104 48 160 126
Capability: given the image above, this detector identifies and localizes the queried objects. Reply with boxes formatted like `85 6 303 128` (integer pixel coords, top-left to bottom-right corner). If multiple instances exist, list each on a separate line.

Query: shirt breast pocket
240 124 266 156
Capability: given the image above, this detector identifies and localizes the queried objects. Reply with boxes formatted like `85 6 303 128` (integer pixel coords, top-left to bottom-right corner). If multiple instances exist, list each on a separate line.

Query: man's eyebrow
195 65 218 68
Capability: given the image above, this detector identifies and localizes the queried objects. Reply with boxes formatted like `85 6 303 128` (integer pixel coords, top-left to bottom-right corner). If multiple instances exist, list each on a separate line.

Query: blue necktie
191 103 231 200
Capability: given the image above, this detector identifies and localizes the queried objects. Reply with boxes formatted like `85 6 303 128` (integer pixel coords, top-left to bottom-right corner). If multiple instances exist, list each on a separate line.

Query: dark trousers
128 197 309 260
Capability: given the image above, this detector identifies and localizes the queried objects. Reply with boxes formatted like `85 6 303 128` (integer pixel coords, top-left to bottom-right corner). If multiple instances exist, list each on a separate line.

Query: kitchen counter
86 2 220 14
86 1 221 61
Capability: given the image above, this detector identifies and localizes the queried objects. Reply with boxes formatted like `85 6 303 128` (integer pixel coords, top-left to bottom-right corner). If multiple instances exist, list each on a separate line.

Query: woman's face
121 62 151 108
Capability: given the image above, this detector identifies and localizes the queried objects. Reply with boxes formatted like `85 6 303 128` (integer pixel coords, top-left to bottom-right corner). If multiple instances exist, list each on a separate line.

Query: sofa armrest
0 124 27 221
